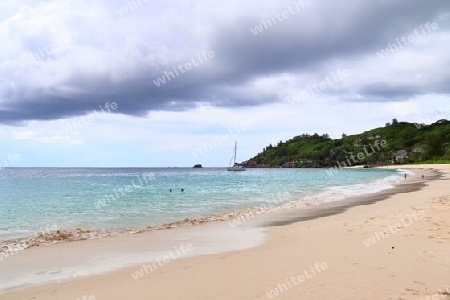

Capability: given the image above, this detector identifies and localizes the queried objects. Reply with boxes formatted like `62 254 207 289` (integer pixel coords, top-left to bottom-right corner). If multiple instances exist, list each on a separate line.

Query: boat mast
234 142 237 165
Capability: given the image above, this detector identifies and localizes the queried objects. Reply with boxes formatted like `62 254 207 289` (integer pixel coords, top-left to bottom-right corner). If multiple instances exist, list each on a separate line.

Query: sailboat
227 142 246 171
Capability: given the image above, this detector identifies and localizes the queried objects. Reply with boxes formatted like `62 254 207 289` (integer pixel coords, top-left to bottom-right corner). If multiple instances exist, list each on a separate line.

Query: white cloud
11 129 84 144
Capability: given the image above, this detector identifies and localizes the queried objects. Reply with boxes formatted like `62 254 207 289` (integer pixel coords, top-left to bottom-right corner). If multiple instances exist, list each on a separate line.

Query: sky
0 0 449 167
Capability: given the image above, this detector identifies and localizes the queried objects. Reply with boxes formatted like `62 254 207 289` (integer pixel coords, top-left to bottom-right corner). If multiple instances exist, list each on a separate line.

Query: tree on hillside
426 133 444 158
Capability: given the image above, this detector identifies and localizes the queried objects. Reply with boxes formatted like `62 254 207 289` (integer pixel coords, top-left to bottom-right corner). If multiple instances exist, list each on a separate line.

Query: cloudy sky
0 0 449 167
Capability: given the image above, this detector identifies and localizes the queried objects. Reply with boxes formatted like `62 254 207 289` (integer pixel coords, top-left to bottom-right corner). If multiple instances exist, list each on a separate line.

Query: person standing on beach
404 173 407 180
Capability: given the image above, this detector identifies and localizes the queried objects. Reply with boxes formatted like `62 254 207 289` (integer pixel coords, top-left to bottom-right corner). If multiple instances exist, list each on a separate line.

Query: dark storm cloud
212 0 449 73
355 78 450 101
1 0 449 124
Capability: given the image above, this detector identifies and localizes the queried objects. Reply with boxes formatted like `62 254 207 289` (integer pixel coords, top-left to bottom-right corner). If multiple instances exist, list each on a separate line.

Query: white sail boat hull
227 166 246 171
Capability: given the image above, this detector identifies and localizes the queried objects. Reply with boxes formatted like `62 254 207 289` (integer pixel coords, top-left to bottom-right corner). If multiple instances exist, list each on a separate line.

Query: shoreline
1 164 449 299
0 167 402 254
226 168 439 232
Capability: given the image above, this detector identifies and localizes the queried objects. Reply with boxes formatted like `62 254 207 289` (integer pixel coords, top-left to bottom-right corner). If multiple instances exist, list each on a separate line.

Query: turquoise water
0 167 401 242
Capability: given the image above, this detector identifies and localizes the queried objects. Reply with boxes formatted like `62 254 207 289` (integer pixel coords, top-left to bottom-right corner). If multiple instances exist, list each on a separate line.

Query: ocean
0 167 403 247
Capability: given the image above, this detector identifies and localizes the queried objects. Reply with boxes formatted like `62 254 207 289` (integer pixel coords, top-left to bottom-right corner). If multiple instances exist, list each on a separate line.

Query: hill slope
243 119 450 168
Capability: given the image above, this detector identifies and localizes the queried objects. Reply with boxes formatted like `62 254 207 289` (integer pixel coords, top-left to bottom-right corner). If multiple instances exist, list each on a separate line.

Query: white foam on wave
291 173 402 206
396 168 416 175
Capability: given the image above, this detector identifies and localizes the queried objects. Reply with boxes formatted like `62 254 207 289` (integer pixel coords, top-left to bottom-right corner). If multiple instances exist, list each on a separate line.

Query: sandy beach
1 164 449 300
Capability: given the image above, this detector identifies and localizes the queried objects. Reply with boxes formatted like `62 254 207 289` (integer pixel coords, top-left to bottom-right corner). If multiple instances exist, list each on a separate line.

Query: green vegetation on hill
244 119 450 168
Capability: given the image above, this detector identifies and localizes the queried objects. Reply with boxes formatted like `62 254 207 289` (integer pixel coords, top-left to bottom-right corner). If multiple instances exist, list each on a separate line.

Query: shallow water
0 167 401 246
